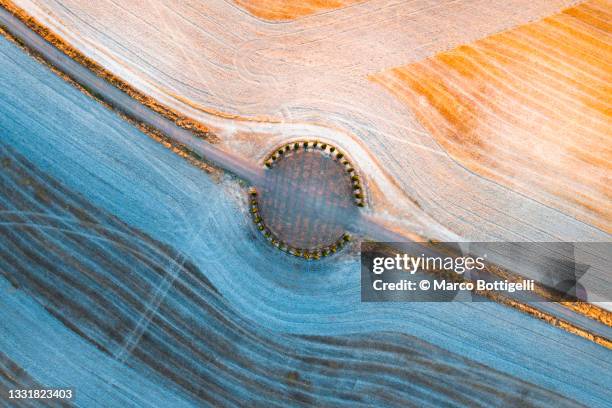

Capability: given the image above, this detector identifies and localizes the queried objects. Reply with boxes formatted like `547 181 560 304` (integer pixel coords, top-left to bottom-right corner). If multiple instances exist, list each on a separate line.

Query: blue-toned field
0 35 610 407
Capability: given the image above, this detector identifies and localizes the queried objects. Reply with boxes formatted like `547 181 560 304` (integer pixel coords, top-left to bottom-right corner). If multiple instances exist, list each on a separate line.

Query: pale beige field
11 0 609 247
233 0 363 21
371 0 612 232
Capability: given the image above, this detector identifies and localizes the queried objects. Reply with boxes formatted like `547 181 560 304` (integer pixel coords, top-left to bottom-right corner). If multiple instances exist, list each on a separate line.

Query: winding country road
0 6 266 186
0 4 413 244
1 3 610 348
0 5 373 240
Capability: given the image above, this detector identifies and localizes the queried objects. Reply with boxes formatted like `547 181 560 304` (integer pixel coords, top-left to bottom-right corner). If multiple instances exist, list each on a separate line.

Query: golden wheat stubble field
370 0 612 232
2 0 611 396
11 0 611 290
13 0 606 244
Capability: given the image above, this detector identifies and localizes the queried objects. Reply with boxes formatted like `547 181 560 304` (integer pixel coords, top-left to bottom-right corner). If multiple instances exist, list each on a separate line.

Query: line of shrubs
263 140 365 207
248 187 351 260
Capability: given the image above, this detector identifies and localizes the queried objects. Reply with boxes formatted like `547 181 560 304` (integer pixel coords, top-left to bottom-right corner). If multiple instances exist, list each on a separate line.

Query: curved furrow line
0 145 586 407
1 22 610 407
